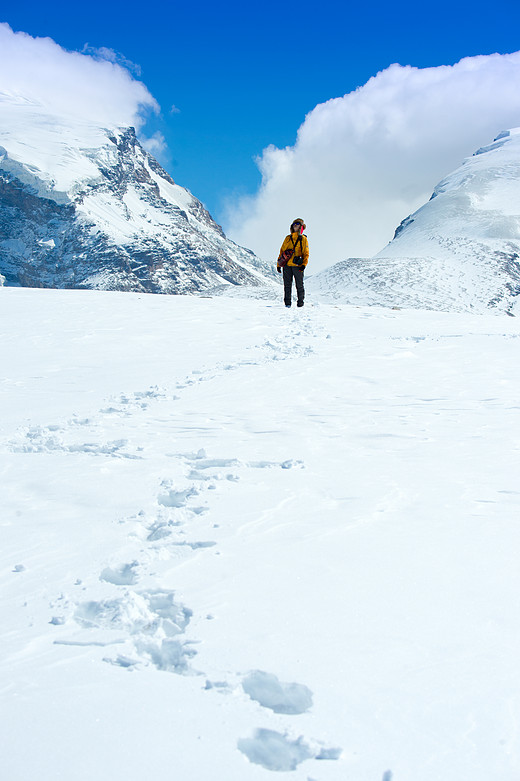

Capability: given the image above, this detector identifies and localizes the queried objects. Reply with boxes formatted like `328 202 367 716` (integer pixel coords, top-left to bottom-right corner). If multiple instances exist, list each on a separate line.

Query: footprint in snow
67 588 197 673
146 520 179 541
238 730 313 772
97 386 172 418
9 426 140 459
242 670 313 715
74 589 190 636
237 729 341 772
238 672 342 771
171 540 217 550
100 561 139 586
157 486 198 508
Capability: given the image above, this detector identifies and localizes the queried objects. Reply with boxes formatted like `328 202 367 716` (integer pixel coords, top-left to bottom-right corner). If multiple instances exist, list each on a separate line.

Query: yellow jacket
278 232 309 269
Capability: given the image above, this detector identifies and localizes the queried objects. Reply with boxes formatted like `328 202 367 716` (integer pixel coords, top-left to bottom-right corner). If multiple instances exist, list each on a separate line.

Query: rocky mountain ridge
0 96 275 293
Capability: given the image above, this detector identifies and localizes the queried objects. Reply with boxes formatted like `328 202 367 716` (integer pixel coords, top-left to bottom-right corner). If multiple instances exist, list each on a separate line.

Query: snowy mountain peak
309 128 520 314
0 96 275 293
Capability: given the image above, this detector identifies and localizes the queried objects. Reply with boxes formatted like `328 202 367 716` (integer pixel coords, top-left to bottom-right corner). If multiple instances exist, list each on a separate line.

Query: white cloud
0 23 158 131
81 44 143 77
225 53 520 273
141 131 167 157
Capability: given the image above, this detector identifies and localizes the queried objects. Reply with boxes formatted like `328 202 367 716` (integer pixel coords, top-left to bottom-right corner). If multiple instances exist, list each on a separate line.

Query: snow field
1 287 520 780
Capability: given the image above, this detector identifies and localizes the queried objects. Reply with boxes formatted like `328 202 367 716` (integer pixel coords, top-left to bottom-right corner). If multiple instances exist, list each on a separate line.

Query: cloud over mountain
226 53 520 272
0 23 157 129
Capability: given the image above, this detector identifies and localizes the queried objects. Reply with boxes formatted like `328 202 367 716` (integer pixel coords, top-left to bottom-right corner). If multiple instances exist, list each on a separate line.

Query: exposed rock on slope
0 96 274 293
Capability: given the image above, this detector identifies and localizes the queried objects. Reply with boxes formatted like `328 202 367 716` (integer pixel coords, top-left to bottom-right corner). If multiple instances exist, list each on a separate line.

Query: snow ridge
309 129 520 314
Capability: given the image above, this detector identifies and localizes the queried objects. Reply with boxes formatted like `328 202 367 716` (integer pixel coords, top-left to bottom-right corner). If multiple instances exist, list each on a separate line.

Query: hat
291 218 306 231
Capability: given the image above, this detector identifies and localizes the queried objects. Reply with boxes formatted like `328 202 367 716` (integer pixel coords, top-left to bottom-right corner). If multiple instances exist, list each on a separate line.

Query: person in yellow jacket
277 218 309 308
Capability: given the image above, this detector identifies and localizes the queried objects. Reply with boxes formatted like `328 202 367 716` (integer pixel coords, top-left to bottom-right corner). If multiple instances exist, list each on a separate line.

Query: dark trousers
283 265 305 306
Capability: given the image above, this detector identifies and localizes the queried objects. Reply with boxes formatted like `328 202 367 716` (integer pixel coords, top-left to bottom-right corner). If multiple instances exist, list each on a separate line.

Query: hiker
277 218 309 308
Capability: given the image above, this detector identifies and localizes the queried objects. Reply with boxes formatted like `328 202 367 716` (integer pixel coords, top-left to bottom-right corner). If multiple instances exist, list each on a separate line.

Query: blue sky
4 0 520 228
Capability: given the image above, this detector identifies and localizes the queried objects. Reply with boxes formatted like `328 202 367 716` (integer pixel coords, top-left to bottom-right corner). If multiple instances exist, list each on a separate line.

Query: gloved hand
277 266 282 273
